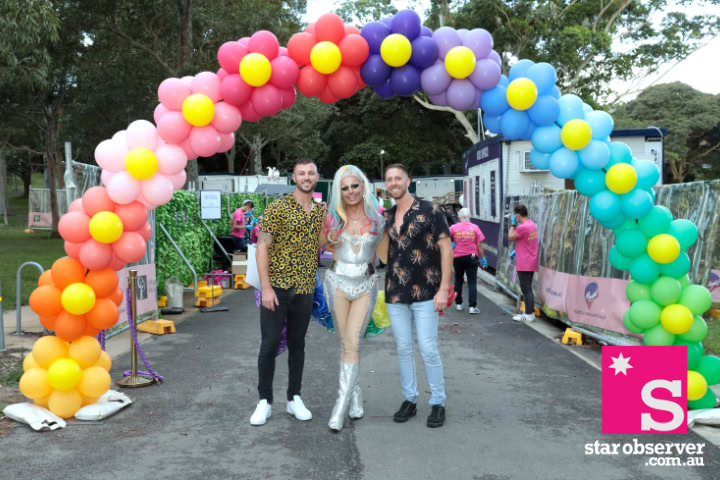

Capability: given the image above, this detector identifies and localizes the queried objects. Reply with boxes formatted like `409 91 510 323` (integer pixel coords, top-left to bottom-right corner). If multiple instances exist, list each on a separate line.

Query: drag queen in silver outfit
323 165 385 431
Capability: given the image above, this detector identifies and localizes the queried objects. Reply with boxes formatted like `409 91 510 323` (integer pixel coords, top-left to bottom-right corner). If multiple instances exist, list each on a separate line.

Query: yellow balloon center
310 41 342 74
89 211 124 244
687 370 708 401
125 147 159 180
444 46 476 79
647 233 681 265
506 78 538 111
380 34 412 67
47 358 83 391
61 283 96 315
560 118 592 151
605 163 638 195
240 52 272 87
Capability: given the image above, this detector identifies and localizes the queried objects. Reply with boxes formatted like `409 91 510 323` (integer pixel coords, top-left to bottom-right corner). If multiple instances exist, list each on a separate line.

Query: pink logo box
602 346 687 434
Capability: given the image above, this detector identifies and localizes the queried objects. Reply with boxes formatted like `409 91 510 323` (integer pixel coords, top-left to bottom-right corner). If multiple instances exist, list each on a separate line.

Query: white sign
200 190 222 220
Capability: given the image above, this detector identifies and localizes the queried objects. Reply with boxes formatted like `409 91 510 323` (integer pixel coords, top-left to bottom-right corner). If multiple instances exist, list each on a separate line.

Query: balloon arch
18 10 719 418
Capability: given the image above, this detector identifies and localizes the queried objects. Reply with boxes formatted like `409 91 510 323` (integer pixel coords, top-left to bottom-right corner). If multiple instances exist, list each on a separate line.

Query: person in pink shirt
449 208 486 314
507 204 539 322
231 205 249 252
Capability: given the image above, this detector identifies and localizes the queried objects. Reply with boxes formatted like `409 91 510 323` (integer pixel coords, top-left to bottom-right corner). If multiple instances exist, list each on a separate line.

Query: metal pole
116 270 153 388
200 218 232 262
0 280 5 352
13 262 44 336
159 223 198 300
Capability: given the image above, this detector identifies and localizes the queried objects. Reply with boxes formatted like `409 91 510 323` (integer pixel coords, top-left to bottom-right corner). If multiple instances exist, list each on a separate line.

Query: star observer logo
602 346 687 434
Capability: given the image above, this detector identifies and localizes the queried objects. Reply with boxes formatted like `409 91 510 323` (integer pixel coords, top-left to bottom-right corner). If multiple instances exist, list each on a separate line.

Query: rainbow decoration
17 10 719 418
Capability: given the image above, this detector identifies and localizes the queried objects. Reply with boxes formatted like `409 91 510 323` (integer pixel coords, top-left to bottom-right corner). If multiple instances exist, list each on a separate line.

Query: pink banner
565 275 631 333
537 267 569 312
28 212 52 228
709 270 720 302
115 263 158 327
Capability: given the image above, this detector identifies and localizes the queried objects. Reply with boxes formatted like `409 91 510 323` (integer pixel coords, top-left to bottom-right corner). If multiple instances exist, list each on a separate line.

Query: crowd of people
245 160 538 431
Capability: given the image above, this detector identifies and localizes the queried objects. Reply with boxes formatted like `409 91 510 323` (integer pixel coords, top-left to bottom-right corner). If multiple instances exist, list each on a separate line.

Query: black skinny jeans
454 254 479 308
257 287 313 404
517 271 535 314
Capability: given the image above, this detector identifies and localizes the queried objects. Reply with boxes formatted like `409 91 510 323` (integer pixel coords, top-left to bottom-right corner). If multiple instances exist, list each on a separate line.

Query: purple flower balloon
410 36 439 69
420 63 452 95
361 22 391 54
429 91 447 106
462 29 493 60
457 28 469 39
470 89 482 110
374 80 395 99
421 26 433 37
391 10 421 41
469 58 501 90
361 54 392 87
433 26 462 59
446 79 476 111
488 50 502 67
390 64 421 96
381 17 393 28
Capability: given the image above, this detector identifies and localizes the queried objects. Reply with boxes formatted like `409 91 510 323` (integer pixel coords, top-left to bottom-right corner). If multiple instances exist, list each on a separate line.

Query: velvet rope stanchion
116 270 160 388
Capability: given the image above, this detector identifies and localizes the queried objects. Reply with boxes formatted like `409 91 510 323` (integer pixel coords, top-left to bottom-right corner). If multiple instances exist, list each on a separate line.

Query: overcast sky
303 0 720 99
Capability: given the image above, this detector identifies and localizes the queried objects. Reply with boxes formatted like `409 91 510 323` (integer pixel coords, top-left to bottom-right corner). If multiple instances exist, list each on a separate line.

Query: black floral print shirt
384 198 450 304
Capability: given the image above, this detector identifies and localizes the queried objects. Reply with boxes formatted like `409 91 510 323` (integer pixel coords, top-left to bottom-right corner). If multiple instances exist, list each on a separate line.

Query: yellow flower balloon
89 211 124 244
125 148 159 180
660 303 694 334
61 283 96 315
380 34 412 67
310 41 342 74
445 46 476 79
687 370 708 401
48 389 83 419
47 358 83 391
647 233 681 264
23 353 40 372
19 367 52 399
32 335 68 369
605 163 638 195
181 93 216 127
240 53 272 87
560 119 592 151
506 78 538 110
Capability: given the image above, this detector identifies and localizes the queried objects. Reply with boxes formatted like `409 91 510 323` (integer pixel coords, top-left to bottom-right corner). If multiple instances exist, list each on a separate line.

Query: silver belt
329 261 376 277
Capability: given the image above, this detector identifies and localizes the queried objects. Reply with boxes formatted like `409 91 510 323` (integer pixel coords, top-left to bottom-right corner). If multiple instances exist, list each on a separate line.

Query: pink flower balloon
218 132 235 153
248 31 279 60
68 198 84 213
107 171 142 205
141 174 175 206
58 211 91 244
115 201 148 232
156 144 188 175
101 169 113 187
181 76 194 88
180 140 198 161
64 241 82 259
126 120 159 150
79 239 114 271
83 186 117 217
239 101 262 122
218 41 249 73
220 74 253 107
280 87 297 110
188 126 222 158
270 56 300 89
168 170 187 191
113 232 147 263
251 84 282 117
94 139 128 173
192 72 222 103
217 68 228 81
135 194 157 211
157 111 192 144
137 222 153 242
211 103 242 133
154 103 169 124
158 78 191 111
109 255 127 271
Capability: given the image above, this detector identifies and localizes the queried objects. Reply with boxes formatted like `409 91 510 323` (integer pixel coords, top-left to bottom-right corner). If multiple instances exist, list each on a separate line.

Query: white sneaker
287 395 312 421
512 313 525 321
469 307 480 314
250 399 271 425
524 313 536 323
455 304 463 311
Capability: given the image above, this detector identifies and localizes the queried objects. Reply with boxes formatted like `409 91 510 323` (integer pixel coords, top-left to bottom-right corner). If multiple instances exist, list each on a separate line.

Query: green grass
0 193 66 311
704 315 720 357
0 363 23 385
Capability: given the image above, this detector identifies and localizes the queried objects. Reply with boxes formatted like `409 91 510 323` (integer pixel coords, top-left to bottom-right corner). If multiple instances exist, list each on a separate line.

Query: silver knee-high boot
349 383 363 419
328 362 359 431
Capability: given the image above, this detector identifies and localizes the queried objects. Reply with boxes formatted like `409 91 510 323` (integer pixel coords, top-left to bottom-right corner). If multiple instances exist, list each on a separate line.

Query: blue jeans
387 300 446 407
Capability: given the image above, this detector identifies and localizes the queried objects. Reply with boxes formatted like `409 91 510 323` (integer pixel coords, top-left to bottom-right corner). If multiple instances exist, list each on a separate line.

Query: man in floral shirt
383 164 452 428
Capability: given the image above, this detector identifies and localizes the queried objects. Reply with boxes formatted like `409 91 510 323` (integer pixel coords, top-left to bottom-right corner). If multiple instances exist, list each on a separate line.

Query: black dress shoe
427 405 445 428
393 400 417 423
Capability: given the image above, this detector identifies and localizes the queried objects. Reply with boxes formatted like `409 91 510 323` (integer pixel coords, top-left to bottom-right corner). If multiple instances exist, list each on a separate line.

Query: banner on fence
115 263 158 326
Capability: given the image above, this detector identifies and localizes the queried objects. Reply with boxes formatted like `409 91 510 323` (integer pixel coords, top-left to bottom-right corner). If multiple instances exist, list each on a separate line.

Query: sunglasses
341 183 361 192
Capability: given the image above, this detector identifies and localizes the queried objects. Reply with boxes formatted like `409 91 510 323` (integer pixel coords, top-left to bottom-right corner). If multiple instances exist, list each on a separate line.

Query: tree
612 82 720 182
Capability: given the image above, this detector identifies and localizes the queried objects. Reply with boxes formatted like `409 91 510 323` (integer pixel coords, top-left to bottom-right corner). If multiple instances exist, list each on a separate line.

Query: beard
388 185 407 199
296 180 317 194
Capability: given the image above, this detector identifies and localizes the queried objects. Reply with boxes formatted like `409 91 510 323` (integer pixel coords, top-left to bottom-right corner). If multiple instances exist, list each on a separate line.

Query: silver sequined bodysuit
324 218 385 313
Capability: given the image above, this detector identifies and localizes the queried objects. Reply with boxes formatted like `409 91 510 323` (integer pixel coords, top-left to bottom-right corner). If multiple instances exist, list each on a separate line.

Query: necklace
348 213 365 223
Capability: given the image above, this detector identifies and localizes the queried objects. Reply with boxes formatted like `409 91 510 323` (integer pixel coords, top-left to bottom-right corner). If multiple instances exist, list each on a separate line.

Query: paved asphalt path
2 275 718 480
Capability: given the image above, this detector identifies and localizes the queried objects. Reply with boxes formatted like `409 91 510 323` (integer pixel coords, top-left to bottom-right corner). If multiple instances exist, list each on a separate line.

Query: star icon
609 353 633 376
